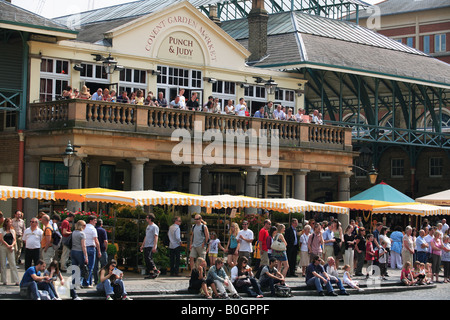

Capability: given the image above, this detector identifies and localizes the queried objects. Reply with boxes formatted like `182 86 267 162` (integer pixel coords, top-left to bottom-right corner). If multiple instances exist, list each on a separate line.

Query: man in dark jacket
285 218 299 277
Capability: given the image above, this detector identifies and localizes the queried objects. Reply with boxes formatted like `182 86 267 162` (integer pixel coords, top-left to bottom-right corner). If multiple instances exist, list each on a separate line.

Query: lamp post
350 164 378 185
62 141 83 211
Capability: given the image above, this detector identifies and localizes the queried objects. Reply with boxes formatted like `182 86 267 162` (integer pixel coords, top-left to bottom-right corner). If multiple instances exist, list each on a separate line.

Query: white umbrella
0 185 54 201
372 203 450 216
84 190 216 207
261 198 350 214
416 189 450 206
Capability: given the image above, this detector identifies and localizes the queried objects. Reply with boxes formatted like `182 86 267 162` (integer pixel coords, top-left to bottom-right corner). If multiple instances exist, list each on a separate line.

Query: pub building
1 0 449 230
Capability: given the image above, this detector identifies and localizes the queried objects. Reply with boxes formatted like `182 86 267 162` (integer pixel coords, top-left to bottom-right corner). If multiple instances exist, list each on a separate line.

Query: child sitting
343 264 364 291
400 261 417 286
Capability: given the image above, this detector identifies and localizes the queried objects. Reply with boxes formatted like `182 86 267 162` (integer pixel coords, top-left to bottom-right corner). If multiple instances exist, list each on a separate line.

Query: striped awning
0 185 54 201
372 203 450 216
84 190 216 207
53 188 118 202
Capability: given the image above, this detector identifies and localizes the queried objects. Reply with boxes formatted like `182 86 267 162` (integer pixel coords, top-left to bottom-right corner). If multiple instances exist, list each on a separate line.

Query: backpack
64 233 73 249
46 227 62 249
254 265 267 280
274 284 292 297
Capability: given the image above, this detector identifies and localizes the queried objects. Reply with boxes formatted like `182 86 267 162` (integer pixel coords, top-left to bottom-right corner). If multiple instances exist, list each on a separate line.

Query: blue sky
12 0 382 19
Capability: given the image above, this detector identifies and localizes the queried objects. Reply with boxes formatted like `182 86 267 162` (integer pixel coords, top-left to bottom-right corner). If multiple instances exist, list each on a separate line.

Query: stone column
130 158 149 191
245 167 259 214
294 170 309 200
23 156 40 222
338 173 352 228
189 165 202 214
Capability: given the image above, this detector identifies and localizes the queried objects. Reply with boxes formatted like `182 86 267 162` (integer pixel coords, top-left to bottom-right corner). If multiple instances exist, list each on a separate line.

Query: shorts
190 246 206 259
208 253 218 258
272 250 287 261
228 247 237 255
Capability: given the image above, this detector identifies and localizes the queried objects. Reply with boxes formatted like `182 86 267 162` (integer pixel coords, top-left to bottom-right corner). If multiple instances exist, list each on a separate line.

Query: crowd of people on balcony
61 85 324 125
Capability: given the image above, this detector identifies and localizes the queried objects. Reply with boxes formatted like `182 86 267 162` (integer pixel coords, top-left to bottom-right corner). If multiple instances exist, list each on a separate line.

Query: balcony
27 99 352 152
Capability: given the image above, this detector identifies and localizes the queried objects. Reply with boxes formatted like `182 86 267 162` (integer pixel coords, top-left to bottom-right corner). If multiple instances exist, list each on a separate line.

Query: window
406 37 414 48
39 58 70 101
119 68 147 95
423 35 430 54
80 63 108 80
267 175 282 198
429 157 443 177
391 158 404 177
274 88 296 108
157 65 202 89
212 81 235 95
320 172 332 179
285 175 292 198
435 34 446 53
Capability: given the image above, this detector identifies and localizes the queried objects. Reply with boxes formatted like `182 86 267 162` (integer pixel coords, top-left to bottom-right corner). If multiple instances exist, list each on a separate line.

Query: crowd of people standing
61 85 325 124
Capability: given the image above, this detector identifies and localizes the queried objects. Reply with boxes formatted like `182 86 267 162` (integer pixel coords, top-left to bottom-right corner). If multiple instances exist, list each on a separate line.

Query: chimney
247 0 268 62
208 4 221 26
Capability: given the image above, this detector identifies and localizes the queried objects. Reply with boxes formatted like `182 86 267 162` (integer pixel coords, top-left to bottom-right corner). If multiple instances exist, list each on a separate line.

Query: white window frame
212 80 236 112
156 65 203 89
423 35 430 54
274 88 296 109
391 158 404 178
39 58 71 102
435 34 446 53
119 67 147 95
79 62 110 84
429 157 443 177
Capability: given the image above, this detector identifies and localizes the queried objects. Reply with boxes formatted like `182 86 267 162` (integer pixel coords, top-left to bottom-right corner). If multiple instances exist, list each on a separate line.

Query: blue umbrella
350 182 415 203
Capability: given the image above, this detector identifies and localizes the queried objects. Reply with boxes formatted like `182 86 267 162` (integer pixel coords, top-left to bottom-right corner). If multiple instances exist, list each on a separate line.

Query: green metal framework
298 68 450 154
0 29 28 130
199 0 368 21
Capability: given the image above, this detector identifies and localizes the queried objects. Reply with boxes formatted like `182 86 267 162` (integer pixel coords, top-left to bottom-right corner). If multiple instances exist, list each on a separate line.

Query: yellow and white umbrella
53 188 119 202
84 190 216 207
0 185 54 201
262 198 350 214
372 203 450 216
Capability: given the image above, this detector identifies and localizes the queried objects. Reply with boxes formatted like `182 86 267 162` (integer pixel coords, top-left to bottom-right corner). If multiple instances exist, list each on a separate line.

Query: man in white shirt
83 215 101 287
424 227 435 262
91 88 103 101
442 219 449 235
168 216 182 277
235 98 247 116
237 220 254 263
178 88 186 109
273 104 286 120
23 217 43 270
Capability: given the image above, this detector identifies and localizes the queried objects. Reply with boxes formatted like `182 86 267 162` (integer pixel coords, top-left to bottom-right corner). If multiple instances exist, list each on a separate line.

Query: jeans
71 250 86 287
144 247 156 274
306 276 334 293
83 246 97 286
259 277 283 295
169 246 181 275
93 251 108 284
21 281 56 300
96 278 127 297
235 278 263 297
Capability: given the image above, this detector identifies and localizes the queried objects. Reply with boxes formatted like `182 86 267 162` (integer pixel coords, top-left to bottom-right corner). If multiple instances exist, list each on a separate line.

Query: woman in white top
299 225 311 277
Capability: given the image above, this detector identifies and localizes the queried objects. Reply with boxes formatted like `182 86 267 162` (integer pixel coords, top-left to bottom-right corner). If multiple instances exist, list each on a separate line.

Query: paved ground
0 262 445 300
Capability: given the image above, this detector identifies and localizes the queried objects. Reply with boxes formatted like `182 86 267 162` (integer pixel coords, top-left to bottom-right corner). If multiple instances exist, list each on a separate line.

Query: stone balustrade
28 99 352 151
